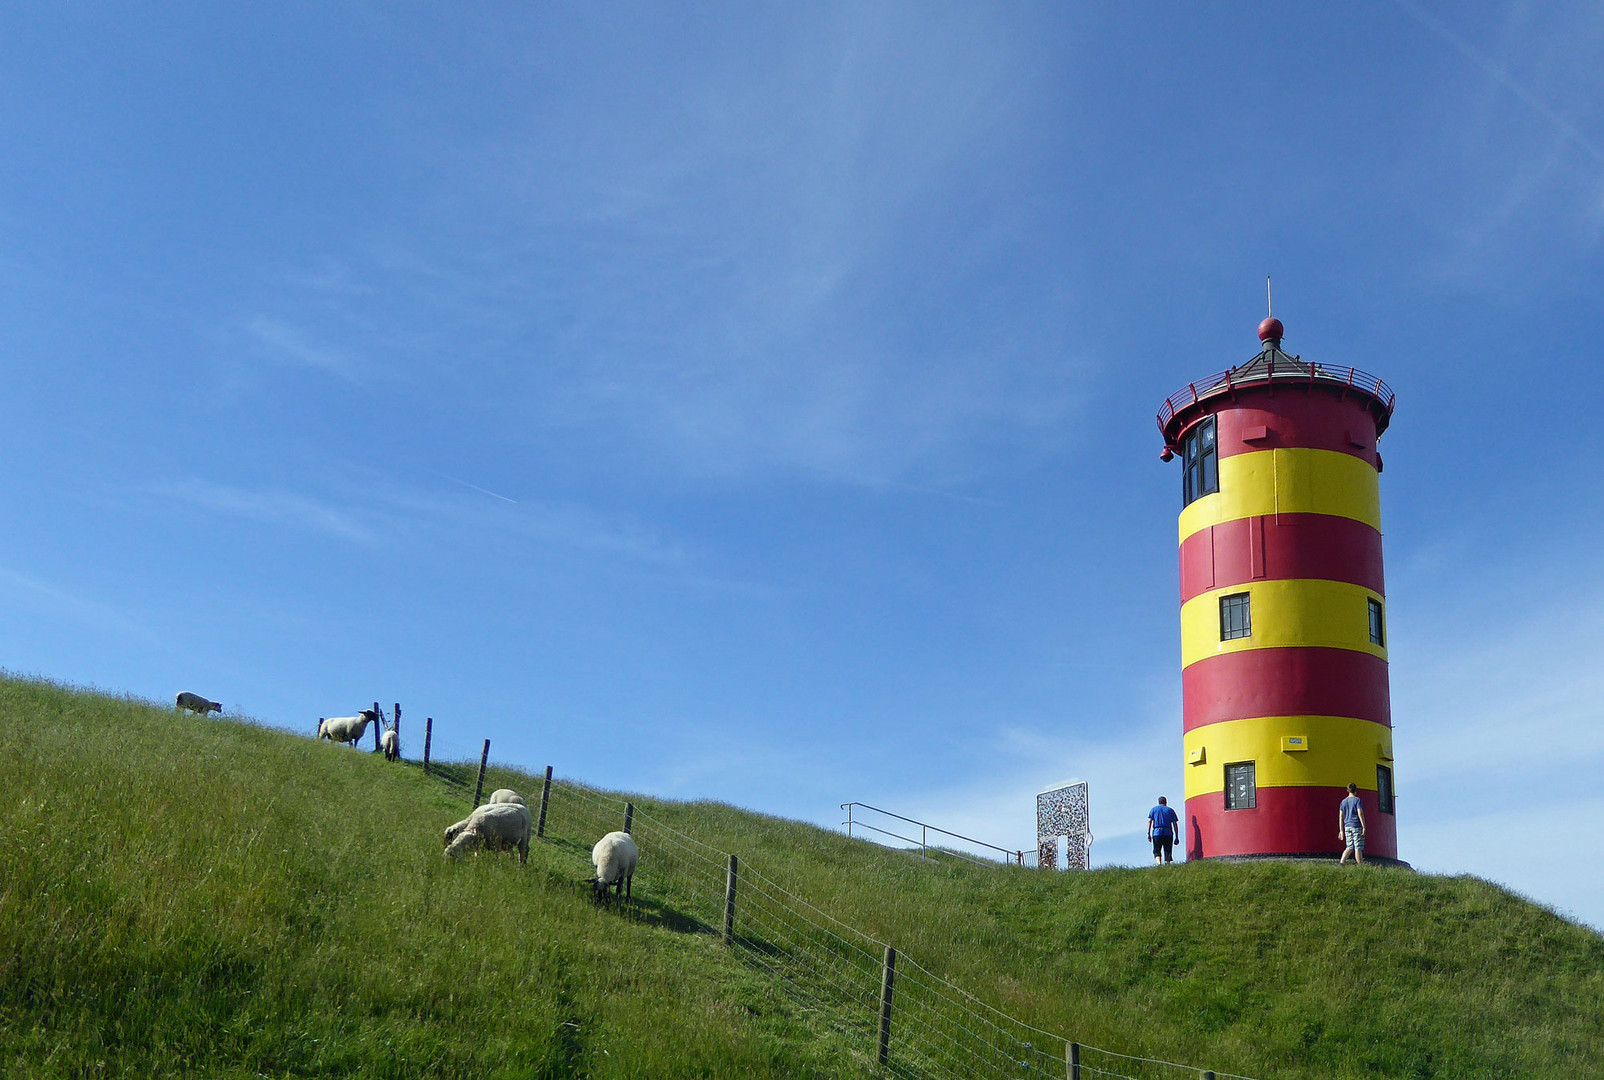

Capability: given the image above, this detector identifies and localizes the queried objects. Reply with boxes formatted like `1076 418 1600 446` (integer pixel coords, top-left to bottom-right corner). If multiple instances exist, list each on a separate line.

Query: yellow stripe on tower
1178 447 1381 544
1180 579 1387 667
1183 715 1393 799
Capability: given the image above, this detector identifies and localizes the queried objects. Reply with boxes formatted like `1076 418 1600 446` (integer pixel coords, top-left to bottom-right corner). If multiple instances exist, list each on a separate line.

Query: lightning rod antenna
1267 276 1273 318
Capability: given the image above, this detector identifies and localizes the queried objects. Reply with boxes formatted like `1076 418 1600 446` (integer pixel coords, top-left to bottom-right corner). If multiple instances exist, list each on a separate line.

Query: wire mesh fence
427 760 478 803
423 755 1261 1080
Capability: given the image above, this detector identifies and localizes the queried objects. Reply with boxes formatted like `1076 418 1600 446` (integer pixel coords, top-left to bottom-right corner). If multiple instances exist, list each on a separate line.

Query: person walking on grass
1339 782 1366 865
1147 796 1180 865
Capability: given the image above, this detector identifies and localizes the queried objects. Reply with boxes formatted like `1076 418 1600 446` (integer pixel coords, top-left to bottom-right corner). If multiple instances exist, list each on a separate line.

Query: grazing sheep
175 692 222 716
380 728 399 762
591 831 638 901
317 709 379 745
443 803 531 864
487 789 525 806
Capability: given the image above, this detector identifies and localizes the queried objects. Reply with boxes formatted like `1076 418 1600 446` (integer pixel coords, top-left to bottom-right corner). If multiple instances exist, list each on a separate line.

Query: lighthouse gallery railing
1157 362 1395 433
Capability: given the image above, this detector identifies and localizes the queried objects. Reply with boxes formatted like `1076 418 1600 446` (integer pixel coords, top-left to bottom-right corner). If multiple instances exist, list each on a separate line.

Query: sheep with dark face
591 831 638 901
317 710 379 745
443 803 531 864
175 692 222 715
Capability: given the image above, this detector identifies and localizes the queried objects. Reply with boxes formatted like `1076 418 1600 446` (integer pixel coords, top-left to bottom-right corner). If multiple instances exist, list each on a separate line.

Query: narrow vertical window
1224 762 1256 810
1219 592 1252 640
1368 598 1385 646
1181 416 1220 507
1377 765 1394 815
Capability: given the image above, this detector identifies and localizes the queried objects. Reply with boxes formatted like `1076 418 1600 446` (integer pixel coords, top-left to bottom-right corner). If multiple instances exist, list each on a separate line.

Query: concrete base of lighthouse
1201 852 1413 869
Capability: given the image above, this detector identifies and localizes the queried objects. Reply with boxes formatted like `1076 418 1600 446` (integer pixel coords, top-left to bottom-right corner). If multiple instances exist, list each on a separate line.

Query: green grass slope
2 675 1601 1079
0 678 869 1080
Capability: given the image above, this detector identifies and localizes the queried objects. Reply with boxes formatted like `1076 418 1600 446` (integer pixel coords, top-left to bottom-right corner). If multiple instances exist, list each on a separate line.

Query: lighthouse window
1181 416 1219 507
1219 592 1252 640
1224 762 1257 810
1368 598 1385 646
1377 765 1394 814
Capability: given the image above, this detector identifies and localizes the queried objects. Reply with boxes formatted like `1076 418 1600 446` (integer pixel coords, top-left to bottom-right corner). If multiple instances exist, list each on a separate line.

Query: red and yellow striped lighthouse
1157 317 1400 862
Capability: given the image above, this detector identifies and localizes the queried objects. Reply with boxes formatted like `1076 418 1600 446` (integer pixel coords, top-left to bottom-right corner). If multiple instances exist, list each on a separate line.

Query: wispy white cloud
431 471 518 504
1392 0 1604 164
149 469 688 567
244 315 366 381
1391 573 1604 786
0 564 165 647
503 500 687 565
1389 0 1604 272
282 259 376 298
354 476 689 565
150 479 379 544
271 11 1089 488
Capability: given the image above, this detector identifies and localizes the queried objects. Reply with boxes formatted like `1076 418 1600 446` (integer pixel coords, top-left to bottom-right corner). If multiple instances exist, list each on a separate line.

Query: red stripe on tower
1211 393 1382 466
1185 786 1398 861
1182 649 1392 731
1179 513 1384 603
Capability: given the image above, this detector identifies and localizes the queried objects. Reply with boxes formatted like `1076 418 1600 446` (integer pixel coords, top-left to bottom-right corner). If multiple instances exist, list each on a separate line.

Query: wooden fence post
623 802 634 835
472 739 490 807
722 854 738 944
393 703 401 757
877 945 897 1066
372 702 382 752
537 765 552 838
1067 1041 1080 1080
422 718 433 775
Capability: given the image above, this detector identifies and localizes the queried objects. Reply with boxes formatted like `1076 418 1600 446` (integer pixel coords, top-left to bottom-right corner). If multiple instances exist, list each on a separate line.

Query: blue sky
2 4 1601 930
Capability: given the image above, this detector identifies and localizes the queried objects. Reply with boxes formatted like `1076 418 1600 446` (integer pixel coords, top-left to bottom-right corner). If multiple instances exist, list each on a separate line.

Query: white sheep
591 830 638 900
317 709 379 745
487 789 525 806
380 728 399 762
443 802 532 864
175 692 221 715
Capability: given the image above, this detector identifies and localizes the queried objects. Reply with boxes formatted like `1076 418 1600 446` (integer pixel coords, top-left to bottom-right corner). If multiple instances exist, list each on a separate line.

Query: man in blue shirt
1147 796 1180 865
1338 782 1367 865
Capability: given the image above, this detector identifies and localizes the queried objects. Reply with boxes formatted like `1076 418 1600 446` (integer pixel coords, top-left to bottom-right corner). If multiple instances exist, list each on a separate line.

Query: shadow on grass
534 835 717 936
620 895 715 936
544 835 593 860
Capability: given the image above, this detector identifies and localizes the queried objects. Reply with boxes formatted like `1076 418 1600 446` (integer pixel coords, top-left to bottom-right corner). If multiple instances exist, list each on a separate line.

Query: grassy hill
1 675 1600 1078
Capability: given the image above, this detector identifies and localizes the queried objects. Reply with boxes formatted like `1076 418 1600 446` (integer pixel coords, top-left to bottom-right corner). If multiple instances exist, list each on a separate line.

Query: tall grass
2 675 1601 1078
0 678 869 1079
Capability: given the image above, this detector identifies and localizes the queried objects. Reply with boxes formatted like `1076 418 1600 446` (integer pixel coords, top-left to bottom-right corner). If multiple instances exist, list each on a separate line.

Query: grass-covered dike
1 674 1600 1078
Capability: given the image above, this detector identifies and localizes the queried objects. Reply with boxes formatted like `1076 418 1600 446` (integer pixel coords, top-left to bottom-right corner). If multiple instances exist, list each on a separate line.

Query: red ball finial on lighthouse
1258 316 1284 342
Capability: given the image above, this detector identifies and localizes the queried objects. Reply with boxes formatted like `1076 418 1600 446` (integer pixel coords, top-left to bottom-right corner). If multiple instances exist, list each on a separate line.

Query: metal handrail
841 801 1026 866
842 820 999 868
1157 363 1395 431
